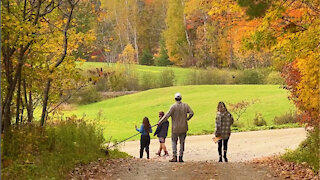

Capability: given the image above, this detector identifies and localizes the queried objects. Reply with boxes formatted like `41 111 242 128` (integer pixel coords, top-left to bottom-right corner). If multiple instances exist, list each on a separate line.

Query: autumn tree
1 0 92 131
118 44 137 64
243 0 320 127
164 0 193 66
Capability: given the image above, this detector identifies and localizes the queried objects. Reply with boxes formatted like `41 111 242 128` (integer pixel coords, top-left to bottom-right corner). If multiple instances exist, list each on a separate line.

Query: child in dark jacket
154 111 169 156
135 117 152 159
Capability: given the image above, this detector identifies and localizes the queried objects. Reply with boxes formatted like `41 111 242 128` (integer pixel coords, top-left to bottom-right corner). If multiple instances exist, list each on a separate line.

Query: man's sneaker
169 156 177 162
179 156 184 163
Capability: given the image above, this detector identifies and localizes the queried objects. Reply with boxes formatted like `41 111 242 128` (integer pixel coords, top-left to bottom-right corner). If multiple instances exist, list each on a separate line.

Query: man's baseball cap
175 92 182 99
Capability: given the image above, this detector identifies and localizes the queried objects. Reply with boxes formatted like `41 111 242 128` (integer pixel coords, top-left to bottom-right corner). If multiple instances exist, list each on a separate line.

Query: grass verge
281 128 319 172
2 118 130 180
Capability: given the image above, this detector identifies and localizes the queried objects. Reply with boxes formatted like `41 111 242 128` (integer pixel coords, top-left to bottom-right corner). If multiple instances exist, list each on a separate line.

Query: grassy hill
64 85 295 141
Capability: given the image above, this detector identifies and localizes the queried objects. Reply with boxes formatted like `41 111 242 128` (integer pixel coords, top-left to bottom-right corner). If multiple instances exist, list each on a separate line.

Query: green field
64 85 295 141
79 62 195 85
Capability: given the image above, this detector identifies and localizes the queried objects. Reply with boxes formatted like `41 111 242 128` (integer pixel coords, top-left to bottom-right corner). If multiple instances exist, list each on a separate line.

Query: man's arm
187 104 194 121
158 105 174 125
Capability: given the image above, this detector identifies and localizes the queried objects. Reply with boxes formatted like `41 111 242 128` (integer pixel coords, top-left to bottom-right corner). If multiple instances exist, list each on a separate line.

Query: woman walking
215 102 234 162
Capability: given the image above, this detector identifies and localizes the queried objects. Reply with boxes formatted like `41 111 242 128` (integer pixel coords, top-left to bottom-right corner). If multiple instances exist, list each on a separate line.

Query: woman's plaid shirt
215 111 234 139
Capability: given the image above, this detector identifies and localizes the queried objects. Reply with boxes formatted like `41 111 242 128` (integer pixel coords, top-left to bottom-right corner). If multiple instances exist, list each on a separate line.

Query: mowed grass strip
65 85 295 141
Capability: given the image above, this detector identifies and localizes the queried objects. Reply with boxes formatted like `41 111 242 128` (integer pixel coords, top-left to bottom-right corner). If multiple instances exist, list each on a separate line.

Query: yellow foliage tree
118 44 137 64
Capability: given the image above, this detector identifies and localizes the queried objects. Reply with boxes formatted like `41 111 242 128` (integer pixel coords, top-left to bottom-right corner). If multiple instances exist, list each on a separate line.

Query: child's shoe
164 151 169 156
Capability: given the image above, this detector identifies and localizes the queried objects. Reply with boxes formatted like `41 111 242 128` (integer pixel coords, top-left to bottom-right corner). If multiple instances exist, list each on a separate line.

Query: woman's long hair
217 101 228 113
143 117 151 133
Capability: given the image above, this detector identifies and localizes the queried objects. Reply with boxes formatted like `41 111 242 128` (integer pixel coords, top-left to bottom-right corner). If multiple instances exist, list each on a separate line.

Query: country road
118 128 306 162
70 128 313 180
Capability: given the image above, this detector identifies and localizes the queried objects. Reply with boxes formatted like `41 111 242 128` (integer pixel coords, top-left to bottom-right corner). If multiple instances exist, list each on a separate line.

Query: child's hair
159 111 165 118
217 101 228 113
143 117 151 133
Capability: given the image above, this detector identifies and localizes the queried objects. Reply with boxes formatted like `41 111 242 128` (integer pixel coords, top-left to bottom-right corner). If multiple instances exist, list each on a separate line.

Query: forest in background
2 0 318 131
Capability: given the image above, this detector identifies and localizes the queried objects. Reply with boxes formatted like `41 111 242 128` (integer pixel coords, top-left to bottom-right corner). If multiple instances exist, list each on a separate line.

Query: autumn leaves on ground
2 0 319 179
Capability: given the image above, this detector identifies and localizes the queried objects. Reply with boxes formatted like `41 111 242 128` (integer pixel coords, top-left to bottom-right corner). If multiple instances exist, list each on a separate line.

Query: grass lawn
79 62 195 85
64 85 296 141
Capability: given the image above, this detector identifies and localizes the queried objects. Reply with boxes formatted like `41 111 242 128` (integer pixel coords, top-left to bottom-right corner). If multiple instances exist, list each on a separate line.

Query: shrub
95 77 109 91
159 69 175 87
253 112 267 126
265 71 285 84
273 111 298 125
68 86 101 105
140 72 159 90
78 86 102 105
184 69 238 85
235 69 263 84
232 120 244 128
2 118 112 179
108 69 127 91
282 128 320 171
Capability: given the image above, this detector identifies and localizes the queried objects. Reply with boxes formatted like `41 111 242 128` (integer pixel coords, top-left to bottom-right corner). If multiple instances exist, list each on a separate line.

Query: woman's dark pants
140 135 150 159
218 138 229 157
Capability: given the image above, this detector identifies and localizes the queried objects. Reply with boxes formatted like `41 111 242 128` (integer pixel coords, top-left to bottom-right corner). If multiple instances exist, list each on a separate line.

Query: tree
118 44 137 64
243 0 320 127
1 0 91 131
155 39 173 66
139 49 154 65
164 0 191 66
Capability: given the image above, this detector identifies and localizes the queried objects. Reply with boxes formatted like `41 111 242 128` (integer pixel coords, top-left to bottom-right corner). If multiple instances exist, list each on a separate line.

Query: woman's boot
223 150 228 162
140 149 143 158
219 155 223 162
146 149 150 159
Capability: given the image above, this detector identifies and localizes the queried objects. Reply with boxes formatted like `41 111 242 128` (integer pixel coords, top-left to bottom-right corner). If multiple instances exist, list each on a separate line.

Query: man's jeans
172 132 187 156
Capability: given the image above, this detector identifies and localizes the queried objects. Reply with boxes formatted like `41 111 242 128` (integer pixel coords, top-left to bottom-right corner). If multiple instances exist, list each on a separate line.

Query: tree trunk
23 79 33 122
15 62 23 124
40 79 51 126
133 26 139 62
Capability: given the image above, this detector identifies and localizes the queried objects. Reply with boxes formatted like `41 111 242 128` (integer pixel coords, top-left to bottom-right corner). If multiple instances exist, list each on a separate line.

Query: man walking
158 93 194 162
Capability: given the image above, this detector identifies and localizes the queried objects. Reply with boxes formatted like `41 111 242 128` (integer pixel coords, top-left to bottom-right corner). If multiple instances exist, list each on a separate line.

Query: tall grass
80 62 285 88
2 118 129 180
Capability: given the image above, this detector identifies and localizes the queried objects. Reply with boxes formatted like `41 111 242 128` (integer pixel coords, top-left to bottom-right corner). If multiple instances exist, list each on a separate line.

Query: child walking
154 111 169 156
135 117 152 159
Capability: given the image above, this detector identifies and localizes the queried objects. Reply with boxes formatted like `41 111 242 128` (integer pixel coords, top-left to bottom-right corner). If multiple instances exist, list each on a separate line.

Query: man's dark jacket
154 121 169 138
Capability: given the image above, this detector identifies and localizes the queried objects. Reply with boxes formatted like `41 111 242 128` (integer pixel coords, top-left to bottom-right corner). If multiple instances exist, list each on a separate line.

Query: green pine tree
139 49 154 65
155 39 173 66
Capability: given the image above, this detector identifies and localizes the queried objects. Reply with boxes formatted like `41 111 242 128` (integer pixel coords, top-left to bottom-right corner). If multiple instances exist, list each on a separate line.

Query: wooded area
2 0 319 133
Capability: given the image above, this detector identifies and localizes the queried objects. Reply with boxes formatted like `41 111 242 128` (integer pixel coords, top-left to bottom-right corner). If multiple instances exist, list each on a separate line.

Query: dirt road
119 128 306 162
70 158 282 180
70 128 308 180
